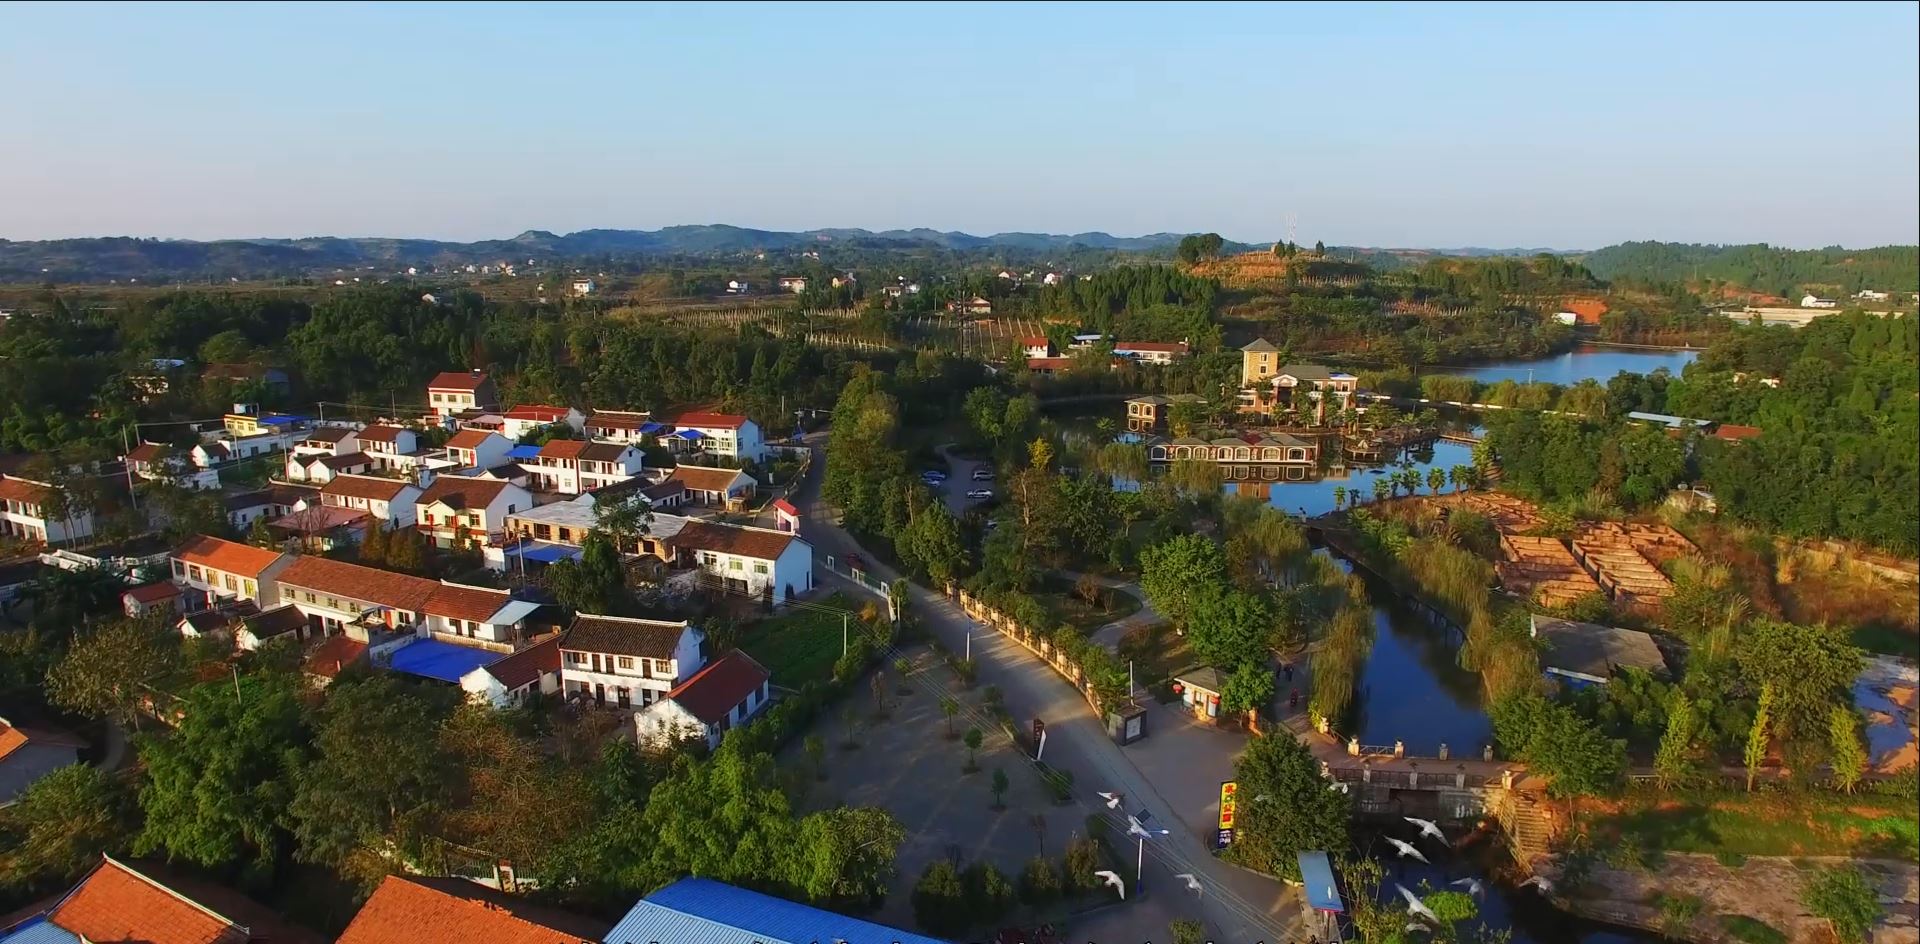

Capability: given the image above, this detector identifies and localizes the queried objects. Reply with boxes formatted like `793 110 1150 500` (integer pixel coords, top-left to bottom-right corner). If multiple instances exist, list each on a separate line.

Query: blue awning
674 429 705 440
260 414 307 426
1297 851 1344 912
638 421 667 434
507 542 583 564
506 444 542 460
386 639 501 684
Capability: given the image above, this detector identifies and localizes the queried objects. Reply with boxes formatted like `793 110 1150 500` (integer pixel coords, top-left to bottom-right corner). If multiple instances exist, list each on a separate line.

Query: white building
570 278 596 296
1801 294 1839 309
526 440 645 495
319 474 422 528
501 405 586 441
635 650 772 750
670 519 814 601
1855 289 1890 301
414 476 531 548
776 276 808 293
666 464 757 508
169 535 290 610
559 613 706 710
284 451 374 484
445 428 513 471
1554 311 1580 325
275 554 541 648
458 635 562 708
354 425 420 472
426 370 500 418
1111 340 1190 365
667 412 766 463
1020 336 1054 359
726 280 753 294
0 476 95 546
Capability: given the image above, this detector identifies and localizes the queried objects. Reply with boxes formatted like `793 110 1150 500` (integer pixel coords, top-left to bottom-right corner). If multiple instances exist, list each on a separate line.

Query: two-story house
319 474 422 528
668 520 814 601
354 425 420 473
284 450 373 484
500 404 585 441
445 428 512 471
0 475 94 546
1020 336 1055 359
290 425 362 458
170 534 291 610
667 411 765 463
275 554 538 650
666 464 757 509
528 440 644 494
584 410 659 445
559 613 705 710
1260 364 1358 423
635 650 772 750
414 476 530 548
427 369 500 419
1113 340 1190 365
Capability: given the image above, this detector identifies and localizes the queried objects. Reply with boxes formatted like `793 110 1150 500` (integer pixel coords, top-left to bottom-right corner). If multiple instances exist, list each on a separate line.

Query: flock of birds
1388 815 1553 936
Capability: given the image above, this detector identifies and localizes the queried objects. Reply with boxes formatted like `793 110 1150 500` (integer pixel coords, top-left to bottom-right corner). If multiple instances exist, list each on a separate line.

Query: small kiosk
1297 850 1346 942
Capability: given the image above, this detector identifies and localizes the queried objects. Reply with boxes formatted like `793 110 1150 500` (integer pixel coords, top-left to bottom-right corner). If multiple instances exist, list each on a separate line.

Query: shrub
911 860 968 935
1657 893 1703 939
1018 855 1061 905
1169 918 1207 944
1802 865 1881 944
1063 835 1103 892
963 862 1015 923
1042 766 1074 805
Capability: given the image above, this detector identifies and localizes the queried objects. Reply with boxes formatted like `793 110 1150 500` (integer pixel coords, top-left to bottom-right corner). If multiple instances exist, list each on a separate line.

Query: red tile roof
1020 335 1049 347
773 498 800 516
47 857 250 944
485 635 561 690
427 370 490 392
670 520 795 561
278 556 438 613
174 535 284 578
126 441 167 462
124 582 183 605
321 474 412 502
0 477 51 506
506 405 573 421
418 476 514 511
671 411 749 430
1564 298 1610 325
304 634 367 679
355 425 408 444
447 429 498 450
665 650 770 724
1026 357 1072 371
1712 423 1762 442
425 582 513 623
1116 340 1189 353
337 874 606 944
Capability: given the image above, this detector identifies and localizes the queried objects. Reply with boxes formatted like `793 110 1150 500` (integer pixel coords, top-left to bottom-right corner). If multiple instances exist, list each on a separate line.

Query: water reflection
1220 440 1478 519
1435 344 1698 386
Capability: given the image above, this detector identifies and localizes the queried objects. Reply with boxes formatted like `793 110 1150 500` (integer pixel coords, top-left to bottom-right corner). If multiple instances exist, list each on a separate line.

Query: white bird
1385 837 1430 863
1396 883 1438 923
1097 791 1123 809
1404 816 1446 842
1094 869 1126 900
1329 782 1350 794
1405 923 1432 936
1174 873 1203 895
1254 793 1273 803
1126 815 1169 840
1519 875 1554 894
1451 877 1484 897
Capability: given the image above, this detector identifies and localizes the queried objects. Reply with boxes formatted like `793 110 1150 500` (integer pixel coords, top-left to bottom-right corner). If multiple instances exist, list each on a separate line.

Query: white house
527 440 645 495
458 635 562 708
234 604 310 651
666 464 757 508
0 476 94 546
319 474 422 528
1042 272 1064 286
125 442 221 491
1855 289 1890 301
501 405 586 441
427 370 500 418
354 425 420 472
726 280 753 294
559 613 706 710
1112 340 1190 365
445 428 513 471
284 450 373 484
667 412 765 463
1020 336 1054 359
414 476 531 548
291 426 362 458
570 278 596 296
585 410 659 445
273 554 539 649
170 535 290 610
776 276 808 293
635 650 772 750
1554 311 1580 326
1801 294 1839 309
669 520 814 601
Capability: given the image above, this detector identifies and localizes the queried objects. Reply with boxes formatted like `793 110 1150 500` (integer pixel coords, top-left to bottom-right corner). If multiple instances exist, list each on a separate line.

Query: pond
1432 344 1698 386
1224 439 1479 519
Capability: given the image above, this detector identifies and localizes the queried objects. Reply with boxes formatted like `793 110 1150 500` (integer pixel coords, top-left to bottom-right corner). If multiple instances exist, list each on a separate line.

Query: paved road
790 434 1302 942
930 443 994 516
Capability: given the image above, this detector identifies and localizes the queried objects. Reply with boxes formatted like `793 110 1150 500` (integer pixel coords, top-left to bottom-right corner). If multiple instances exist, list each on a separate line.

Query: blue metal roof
1297 851 1345 913
508 542 583 564
673 429 705 440
259 414 308 426
0 917 81 944
605 878 947 944
385 639 501 684
506 444 542 460
637 421 667 434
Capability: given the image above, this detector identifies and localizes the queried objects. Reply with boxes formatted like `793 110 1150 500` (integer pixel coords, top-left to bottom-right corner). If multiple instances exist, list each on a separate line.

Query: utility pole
841 613 849 656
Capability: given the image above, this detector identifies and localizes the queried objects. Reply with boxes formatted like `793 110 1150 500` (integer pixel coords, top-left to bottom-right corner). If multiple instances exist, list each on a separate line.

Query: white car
966 488 994 501
971 468 994 481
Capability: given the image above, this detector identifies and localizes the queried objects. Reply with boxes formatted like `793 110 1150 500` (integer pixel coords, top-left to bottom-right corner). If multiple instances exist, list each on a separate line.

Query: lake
1223 439 1478 519
1432 344 1697 386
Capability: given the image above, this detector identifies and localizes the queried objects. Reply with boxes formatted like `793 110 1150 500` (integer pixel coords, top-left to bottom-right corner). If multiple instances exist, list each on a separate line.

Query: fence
953 588 1110 714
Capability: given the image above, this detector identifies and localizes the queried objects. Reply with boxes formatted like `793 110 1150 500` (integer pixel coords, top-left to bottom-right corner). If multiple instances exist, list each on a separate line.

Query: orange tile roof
666 464 749 495
321 474 412 502
1027 357 1072 370
427 370 490 391
425 582 512 623
418 476 512 511
126 441 167 462
671 520 795 561
0 477 51 506
174 535 284 578
277 556 438 613
537 439 588 460
337 875 606 944
485 635 561 689
1564 298 1610 324
124 582 183 605
665 650 770 724
48 857 249 944
304 635 367 679
447 429 498 450
0 720 83 762
672 411 749 430
1712 423 1762 441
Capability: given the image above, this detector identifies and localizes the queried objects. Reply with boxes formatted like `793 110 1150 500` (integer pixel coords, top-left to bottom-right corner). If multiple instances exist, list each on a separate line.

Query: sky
3 2 1916 249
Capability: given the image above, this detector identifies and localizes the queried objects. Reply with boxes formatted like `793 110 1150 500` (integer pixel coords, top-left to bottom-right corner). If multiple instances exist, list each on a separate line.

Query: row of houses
1021 334 1192 365
0 858 943 944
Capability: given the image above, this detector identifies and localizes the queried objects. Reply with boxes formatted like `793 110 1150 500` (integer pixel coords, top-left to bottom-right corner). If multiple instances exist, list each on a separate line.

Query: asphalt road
789 433 1302 941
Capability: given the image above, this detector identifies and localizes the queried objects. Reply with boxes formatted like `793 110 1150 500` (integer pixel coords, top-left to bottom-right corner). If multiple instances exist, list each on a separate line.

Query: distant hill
1582 241 1920 297
0 226 1209 282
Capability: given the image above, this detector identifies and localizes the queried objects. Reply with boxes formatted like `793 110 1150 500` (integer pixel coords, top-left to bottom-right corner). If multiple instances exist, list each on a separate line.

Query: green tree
963 726 983 773
790 806 907 908
990 768 1010 809
1018 854 1061 904
134 672 310 880
1802 865 1882 944
45 616 182 729
0 763 134 890
1222 735 1350 881
964 861 1015 923
912 859 969 935
1427 466 1447 494
593 493 654 552
1188 587 1273 669
1744 683 1773 792
1221 660 1277 716
1827 706 1867 794
805 733 827 780
1139 533 1229 629
939 695 959 739
1734 621 1863 766
898 501 968 584
1653 691 1701 790
546 530 628 614
1490 694 1627 798
290 676 455 880
963 386 1008 443
1170 918 1207 944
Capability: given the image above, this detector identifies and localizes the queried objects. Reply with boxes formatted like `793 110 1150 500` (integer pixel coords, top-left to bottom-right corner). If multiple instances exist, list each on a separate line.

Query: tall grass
1309 575 1376 725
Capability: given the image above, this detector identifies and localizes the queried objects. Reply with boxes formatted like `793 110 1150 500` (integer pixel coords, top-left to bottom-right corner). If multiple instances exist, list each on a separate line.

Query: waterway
1432 344 1697 386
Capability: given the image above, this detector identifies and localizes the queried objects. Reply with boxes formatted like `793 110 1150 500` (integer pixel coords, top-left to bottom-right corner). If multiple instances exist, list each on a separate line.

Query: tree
963 726 983 773
1314 240 1326 256
1018 854 1061 904
939 695 959 739
805 734 827 780
1221 661 1277 716
1427 467 1447 494
1802 865 1882 944
290 676 455 880
1187 587 1273 669
990 768 1009 809
1489 693 1627 798
1744 683 1773 791
898 501 967 584
0 763 134 891
134 672 310 880
440 705 593 875
789 806 906 908
1332 485 1347 510
1828 706 1867 794
1372 477 1392 503
46 616 182 729
546 530 627 614
1139 534 1228 629
963 386 1008 443
1176 233 1225 264
1734 621 1863 765
1653 691 1701 789
911 859 969 936
593 493 654 553
1222 735 1350 881
964 861 1015 923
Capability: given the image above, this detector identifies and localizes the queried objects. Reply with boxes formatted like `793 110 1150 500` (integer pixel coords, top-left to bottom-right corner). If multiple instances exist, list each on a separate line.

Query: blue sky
3 2 1915 248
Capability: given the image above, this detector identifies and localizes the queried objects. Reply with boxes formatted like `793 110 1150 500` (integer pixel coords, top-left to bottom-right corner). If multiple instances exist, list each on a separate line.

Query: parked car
966 488 994 501
971 468 994 480
921 470 947 484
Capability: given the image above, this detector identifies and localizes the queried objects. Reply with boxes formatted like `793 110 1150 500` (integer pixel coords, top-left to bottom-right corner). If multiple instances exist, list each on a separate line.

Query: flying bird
1174 873 1203 896
1094 870 1126 900
1405 923 1432 936
1396 883 1438 923
1329 782 1350 794
1451 877 1484 897
1404 816 1445 841
1097 791 1123 809
1126 815 1169 840
1385 837 1430 863
1519 875 1554 894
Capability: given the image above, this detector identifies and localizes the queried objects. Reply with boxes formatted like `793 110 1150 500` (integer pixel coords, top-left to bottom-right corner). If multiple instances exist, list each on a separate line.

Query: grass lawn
1590 788 1919 861
738 592 863 686
1034 574 1142 633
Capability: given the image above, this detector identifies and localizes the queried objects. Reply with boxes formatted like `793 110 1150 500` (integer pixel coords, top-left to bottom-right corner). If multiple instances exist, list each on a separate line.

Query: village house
585 409 661 445
666 463 757 509
320 473 422 528
121 580 184 619
1800 294 1839 309
1125 393 1205 432
445 428 512 470
1112 340 1190 364
570 277 595 296
414 475 530 548
527 439 645 495
234 604 310 651
427 369 500 418
1239 337 1283 385
284 449 373 484
1025 356 1072 375
1020 336 1055 358
604 878 945 944
1530 614 1668 688
947 295 993 316
1235 344 1358 421
776 275 808 292
274 554 540 652
0 718 87 803
170 535 290 610
501 404 586 440
337 874 608 944
559 613 706 710
353 424 420 471
773 497 802 533
125 441 219 490
221 408 308 441
303 634 368 687
222 488 299 531
635 650 773 750
5 855 323 944
666 411 766 463
670 519 814 600
458 634 563 708
1145 431 1321 465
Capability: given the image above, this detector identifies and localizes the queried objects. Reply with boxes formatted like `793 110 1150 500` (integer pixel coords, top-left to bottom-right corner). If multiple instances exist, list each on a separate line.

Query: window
729 559 742 571
618 657 634 669
753 562 768 575
190 565 204 581
566 652 585 666
282 587 295 602
243 580 256 597
304 592 317 604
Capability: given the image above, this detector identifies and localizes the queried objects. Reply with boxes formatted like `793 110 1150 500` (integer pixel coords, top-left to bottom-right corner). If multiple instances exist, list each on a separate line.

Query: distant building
1553 311 1580 326
1020 336 1055 358
426 369 500 418
726 279 753 294
1800 294 1839 309
947 296 993 316
777 276 808 293
1112 340 1190 364
1854 289 1890 301
1530 614 1667 688
570 278 595 296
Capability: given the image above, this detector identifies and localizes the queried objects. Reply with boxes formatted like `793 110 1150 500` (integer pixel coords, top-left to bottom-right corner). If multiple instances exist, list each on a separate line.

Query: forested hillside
1584 241 1919 297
